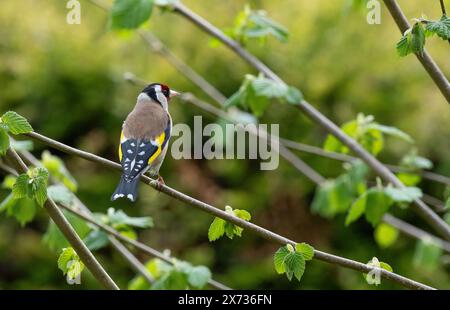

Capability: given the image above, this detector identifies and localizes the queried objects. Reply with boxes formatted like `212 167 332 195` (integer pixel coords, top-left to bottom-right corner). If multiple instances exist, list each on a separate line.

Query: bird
111 83 179 202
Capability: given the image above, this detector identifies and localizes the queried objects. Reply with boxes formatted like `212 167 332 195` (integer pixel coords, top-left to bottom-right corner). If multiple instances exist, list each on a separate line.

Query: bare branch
440 0 448 15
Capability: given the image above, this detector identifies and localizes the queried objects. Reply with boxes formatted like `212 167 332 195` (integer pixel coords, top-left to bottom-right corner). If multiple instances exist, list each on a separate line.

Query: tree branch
4 148 120 290
16 146 156 285
21 131 434 290
383 0 450 100
162 1 450 242
56 200 230 290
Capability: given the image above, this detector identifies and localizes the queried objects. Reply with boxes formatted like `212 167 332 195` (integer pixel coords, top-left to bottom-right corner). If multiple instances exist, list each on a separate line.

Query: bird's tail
111 175 139 202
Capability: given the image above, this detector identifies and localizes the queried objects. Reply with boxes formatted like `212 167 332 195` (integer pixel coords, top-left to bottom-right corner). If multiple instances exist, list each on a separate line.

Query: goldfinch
111 83 179 202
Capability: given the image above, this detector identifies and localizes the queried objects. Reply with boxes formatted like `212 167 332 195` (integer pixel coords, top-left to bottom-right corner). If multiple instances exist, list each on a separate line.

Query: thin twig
22 131 434 290
383 0 450 101
440 0 447 15
4 148 120 290
166 1 450 241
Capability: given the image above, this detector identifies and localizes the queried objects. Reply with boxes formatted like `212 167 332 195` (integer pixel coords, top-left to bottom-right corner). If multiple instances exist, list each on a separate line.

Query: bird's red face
160 84 170 99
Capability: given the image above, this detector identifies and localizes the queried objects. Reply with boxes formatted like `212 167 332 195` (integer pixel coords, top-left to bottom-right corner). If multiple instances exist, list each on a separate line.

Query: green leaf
208 217 226 241
247 86 270 117
246 12 289 42
110 0 154 30
285 86 303 104
58 247 76 274
295 242 314 260
345 193 366 226
58 247 84 280
234 209 251 221
2 175 16 190
224 221 237 239
379 261 393 272
323 120 357 154
83 230 110 251
401 152 433 170
208 208 251 241
366 124 413 143
410 22 426 55
274 245 306 282
5 197 36 226
445 196 450 210
67 260 84 280
47 185 74 206
311 175 355 219
12 173 32 199
396 22 426 57
42 151 78 192
397 172 421 186
274 246 290 274
32 167 49 206
360 127 384 156
346 160 369 195
223 90 244 109
229 5 288 44
426 15 450 40
284 251 305 281
384 186 422 203
0 127 10 155
107 208 153 228
413 239 442 270
364 189 393 226
374 223 399 248
252 77 288 98
187 266 211 288
1 111 33 134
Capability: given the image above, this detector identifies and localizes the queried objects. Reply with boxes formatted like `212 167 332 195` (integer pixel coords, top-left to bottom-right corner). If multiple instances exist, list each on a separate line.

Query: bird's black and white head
138 83 180 111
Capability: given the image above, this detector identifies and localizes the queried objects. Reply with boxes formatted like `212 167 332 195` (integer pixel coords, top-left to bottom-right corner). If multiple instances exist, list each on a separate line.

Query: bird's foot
156 175 165 191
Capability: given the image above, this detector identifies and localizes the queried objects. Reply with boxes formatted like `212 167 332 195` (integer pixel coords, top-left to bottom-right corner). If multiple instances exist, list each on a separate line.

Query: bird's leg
156 174 165 191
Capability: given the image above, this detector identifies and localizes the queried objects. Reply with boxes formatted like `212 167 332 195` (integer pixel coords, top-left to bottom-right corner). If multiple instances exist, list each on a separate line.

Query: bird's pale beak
170 90 180 98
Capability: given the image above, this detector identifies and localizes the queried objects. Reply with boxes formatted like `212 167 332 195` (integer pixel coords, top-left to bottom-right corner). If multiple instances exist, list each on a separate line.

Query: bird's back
123 101 168 140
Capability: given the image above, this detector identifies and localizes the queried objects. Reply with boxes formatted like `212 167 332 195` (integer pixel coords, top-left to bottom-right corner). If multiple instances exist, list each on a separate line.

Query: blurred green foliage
0 0 449 289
